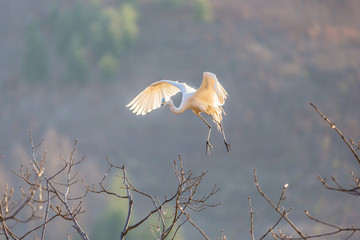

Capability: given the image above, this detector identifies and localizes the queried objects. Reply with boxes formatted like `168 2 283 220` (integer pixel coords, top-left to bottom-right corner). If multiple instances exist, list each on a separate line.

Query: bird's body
126 72 231 155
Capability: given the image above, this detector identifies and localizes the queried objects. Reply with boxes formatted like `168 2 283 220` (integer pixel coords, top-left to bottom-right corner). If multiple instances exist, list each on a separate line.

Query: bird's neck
167 99 186 114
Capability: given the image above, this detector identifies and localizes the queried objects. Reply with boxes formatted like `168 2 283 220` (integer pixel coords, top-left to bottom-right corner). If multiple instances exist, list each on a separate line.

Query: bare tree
3 102 359 240
83 154 221 240
0 132 223 240
1 132 89 240
248 102 360 239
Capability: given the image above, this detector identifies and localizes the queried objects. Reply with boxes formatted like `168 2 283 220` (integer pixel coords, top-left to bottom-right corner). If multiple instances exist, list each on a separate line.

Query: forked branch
309 102 360 165
249 103 360 239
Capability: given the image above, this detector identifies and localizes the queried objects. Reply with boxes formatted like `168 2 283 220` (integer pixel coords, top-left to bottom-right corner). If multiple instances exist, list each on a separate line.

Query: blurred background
1 0 360 239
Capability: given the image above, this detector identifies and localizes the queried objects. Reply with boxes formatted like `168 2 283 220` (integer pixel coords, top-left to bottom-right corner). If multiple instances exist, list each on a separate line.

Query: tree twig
248 197 255 240
309 102 360 165
254 169 306 239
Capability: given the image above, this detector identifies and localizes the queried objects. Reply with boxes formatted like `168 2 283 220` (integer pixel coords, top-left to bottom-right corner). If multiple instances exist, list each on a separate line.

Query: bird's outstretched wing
127 80 190 115
197 72 228 105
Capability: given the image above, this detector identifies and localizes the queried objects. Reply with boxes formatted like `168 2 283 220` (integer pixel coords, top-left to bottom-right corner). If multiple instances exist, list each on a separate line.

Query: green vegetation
90 175 184 239
159 0 182 9
119 3 139 47
193 0 213 23
90 200 150 239
66 35 89 82
21 0 215 83
98 3 138 55
52 1 138 82
51 1 100 55
90 176 149 239
23 0 139 83
98 53 118 81
22 22 49 81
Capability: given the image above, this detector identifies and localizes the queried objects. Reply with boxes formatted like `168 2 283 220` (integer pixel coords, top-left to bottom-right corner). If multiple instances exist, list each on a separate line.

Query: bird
126 72 231 155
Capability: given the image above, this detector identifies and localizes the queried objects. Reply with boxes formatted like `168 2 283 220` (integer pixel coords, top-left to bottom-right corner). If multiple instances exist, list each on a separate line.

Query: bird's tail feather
211 106 225 131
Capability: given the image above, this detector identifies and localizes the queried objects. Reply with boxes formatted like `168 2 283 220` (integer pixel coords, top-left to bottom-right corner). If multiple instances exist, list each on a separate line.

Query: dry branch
1 132 89 240
2 132 223 240
253 169 306 239
249 103 360 239
309 102 360 164
248 197 255 240
85 154 220 240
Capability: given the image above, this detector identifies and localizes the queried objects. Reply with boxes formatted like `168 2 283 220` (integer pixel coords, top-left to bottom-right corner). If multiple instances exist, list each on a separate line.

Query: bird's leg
198 114 213 155
206 126 213 155
208 115 232 155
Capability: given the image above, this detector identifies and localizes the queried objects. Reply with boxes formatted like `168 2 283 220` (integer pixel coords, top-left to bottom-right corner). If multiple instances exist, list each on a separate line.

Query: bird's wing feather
197 72 228 105
127 80 190 115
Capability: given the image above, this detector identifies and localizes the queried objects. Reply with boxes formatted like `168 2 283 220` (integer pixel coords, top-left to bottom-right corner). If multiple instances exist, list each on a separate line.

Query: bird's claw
206 141 213 155
225 142 231 156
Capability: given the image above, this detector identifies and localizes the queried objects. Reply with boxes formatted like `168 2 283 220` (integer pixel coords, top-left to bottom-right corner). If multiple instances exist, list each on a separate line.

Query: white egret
126 72 231 155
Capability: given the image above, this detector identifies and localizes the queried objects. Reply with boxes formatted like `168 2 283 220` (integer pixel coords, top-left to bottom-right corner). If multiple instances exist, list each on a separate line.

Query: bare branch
3 131 223 240
119 166 133 240
178 207 211 240
248 196 255 240
309 102 360 165
40 180 50 240
259 208 293 240
254 169 306 239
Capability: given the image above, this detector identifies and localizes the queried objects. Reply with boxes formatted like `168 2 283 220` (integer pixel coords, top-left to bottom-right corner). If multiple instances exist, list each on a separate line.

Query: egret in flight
126 72 231 155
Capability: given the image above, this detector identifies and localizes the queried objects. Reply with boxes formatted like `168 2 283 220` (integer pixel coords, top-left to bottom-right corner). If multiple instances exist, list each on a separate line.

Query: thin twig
259 208 292 240
309 102 360 165
254 169 306 239
248 196 255 240
40 180 50 240
0 203 11 240
120 166 133 240
179 207 211 240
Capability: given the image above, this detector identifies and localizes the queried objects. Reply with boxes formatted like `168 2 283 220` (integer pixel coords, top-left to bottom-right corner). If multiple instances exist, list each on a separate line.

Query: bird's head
161 97 166 107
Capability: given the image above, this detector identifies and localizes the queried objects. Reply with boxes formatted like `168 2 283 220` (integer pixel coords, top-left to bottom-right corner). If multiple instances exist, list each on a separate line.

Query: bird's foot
206 141 213 155
224 141 232 156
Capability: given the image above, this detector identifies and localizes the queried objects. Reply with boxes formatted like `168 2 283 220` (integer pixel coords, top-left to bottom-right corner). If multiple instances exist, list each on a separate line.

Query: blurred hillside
1 0 360 239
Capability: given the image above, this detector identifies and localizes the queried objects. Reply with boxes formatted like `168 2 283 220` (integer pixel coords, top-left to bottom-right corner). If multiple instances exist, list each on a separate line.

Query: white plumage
126 72 231 155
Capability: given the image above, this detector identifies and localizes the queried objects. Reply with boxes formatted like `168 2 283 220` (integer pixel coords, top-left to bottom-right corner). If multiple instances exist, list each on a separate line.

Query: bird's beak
161 98 166 107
